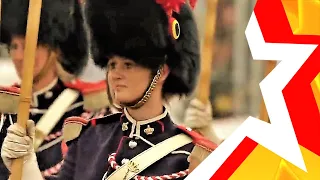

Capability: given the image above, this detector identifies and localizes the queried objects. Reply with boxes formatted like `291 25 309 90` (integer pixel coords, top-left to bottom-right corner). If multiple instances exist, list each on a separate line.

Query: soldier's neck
126 94 164 121
33 71 58 93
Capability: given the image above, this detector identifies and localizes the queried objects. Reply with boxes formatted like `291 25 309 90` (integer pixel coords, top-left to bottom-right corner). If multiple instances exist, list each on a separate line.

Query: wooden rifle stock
9 0 42 179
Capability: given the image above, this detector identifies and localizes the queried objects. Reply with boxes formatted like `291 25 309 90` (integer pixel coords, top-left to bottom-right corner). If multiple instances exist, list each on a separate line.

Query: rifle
188 0 219 173
8 0 42 179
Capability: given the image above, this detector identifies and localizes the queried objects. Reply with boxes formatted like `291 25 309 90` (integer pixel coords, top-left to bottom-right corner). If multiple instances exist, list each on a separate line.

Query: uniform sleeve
46 139 79 180
0 159 10 180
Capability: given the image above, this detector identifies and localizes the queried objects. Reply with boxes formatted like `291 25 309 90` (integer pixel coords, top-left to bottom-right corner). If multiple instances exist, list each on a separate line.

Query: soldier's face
107 56 152 104
9 36 50 79
107 83 121 106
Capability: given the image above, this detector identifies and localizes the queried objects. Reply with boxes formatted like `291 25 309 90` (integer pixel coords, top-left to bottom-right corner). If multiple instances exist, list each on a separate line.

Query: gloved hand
1 120 43 179
184 98 213 128
184 98 222 144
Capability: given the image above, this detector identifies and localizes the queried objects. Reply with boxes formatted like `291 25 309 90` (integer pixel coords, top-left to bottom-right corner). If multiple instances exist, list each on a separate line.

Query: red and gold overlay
208 0 320 179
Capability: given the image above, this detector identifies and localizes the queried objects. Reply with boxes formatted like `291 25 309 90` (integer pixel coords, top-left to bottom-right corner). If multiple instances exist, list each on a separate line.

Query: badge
123 161 139 179
122 122 129 131
144 125 154 135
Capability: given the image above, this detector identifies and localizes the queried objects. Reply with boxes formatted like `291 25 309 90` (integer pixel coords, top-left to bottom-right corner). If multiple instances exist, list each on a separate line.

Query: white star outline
186 12 318 180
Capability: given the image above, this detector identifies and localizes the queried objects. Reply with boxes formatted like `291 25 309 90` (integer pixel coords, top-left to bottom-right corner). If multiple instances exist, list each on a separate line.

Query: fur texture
0 0 88 75
85 0 200 95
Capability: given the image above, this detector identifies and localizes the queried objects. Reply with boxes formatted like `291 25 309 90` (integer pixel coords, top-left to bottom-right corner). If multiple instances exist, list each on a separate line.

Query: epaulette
62 113 121 144
177 125 218 152
64 79 111 112
63 116 91 144
0 86 20 114
93 112 122 125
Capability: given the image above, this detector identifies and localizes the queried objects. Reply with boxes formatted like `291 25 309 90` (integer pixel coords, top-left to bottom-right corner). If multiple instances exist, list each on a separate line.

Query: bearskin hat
84 0 200 96
0 0 88 75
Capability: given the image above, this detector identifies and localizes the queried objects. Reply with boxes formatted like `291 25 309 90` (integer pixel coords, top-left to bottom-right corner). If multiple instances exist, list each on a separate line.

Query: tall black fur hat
85 0 200 96
0 0 87 75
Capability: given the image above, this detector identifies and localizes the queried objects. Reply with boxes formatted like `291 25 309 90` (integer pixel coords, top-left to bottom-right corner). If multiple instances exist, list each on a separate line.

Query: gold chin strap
123 66 163 109
32 49 57 84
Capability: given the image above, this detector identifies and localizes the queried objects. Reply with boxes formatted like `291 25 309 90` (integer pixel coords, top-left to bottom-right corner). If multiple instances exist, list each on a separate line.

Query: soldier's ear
159 64 170 83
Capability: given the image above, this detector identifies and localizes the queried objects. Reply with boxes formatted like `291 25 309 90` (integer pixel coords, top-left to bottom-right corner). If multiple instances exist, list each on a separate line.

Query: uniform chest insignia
122 122 129 131
123 161 139 179
144 125 154 135
128 161 139 173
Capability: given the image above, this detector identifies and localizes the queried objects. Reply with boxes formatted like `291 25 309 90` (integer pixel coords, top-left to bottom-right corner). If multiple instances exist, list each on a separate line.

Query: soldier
0 0 110 179
1 0 217 179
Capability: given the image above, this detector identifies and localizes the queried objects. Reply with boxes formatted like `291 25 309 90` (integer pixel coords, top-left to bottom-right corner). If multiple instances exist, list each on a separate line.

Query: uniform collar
31 78 62 108
33 78 58 96
120 107 170 139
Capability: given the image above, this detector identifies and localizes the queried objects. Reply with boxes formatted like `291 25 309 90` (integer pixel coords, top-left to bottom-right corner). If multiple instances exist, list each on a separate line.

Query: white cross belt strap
105 133 193 180
34 88 80 150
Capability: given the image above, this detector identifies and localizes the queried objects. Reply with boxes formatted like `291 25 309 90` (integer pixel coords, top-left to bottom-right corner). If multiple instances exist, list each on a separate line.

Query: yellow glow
282 0 320 35
229 145 320 179
311 73 320 112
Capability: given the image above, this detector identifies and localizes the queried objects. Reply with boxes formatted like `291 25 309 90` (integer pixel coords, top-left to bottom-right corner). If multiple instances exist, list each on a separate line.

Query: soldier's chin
118 100 134 105
115 95 135 105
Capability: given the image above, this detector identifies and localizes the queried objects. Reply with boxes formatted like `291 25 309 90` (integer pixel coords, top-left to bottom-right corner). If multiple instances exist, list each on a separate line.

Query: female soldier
0 0 111 179
1 0 217 179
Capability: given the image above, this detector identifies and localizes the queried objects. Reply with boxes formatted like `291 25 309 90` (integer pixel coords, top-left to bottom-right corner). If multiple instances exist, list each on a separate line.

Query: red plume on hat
155 0 197 15
189 0 197 9
155 0 197 39
155 0 185 16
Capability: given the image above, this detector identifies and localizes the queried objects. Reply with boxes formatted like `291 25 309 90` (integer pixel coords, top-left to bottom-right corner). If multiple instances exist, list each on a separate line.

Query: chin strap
121 66 163 109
